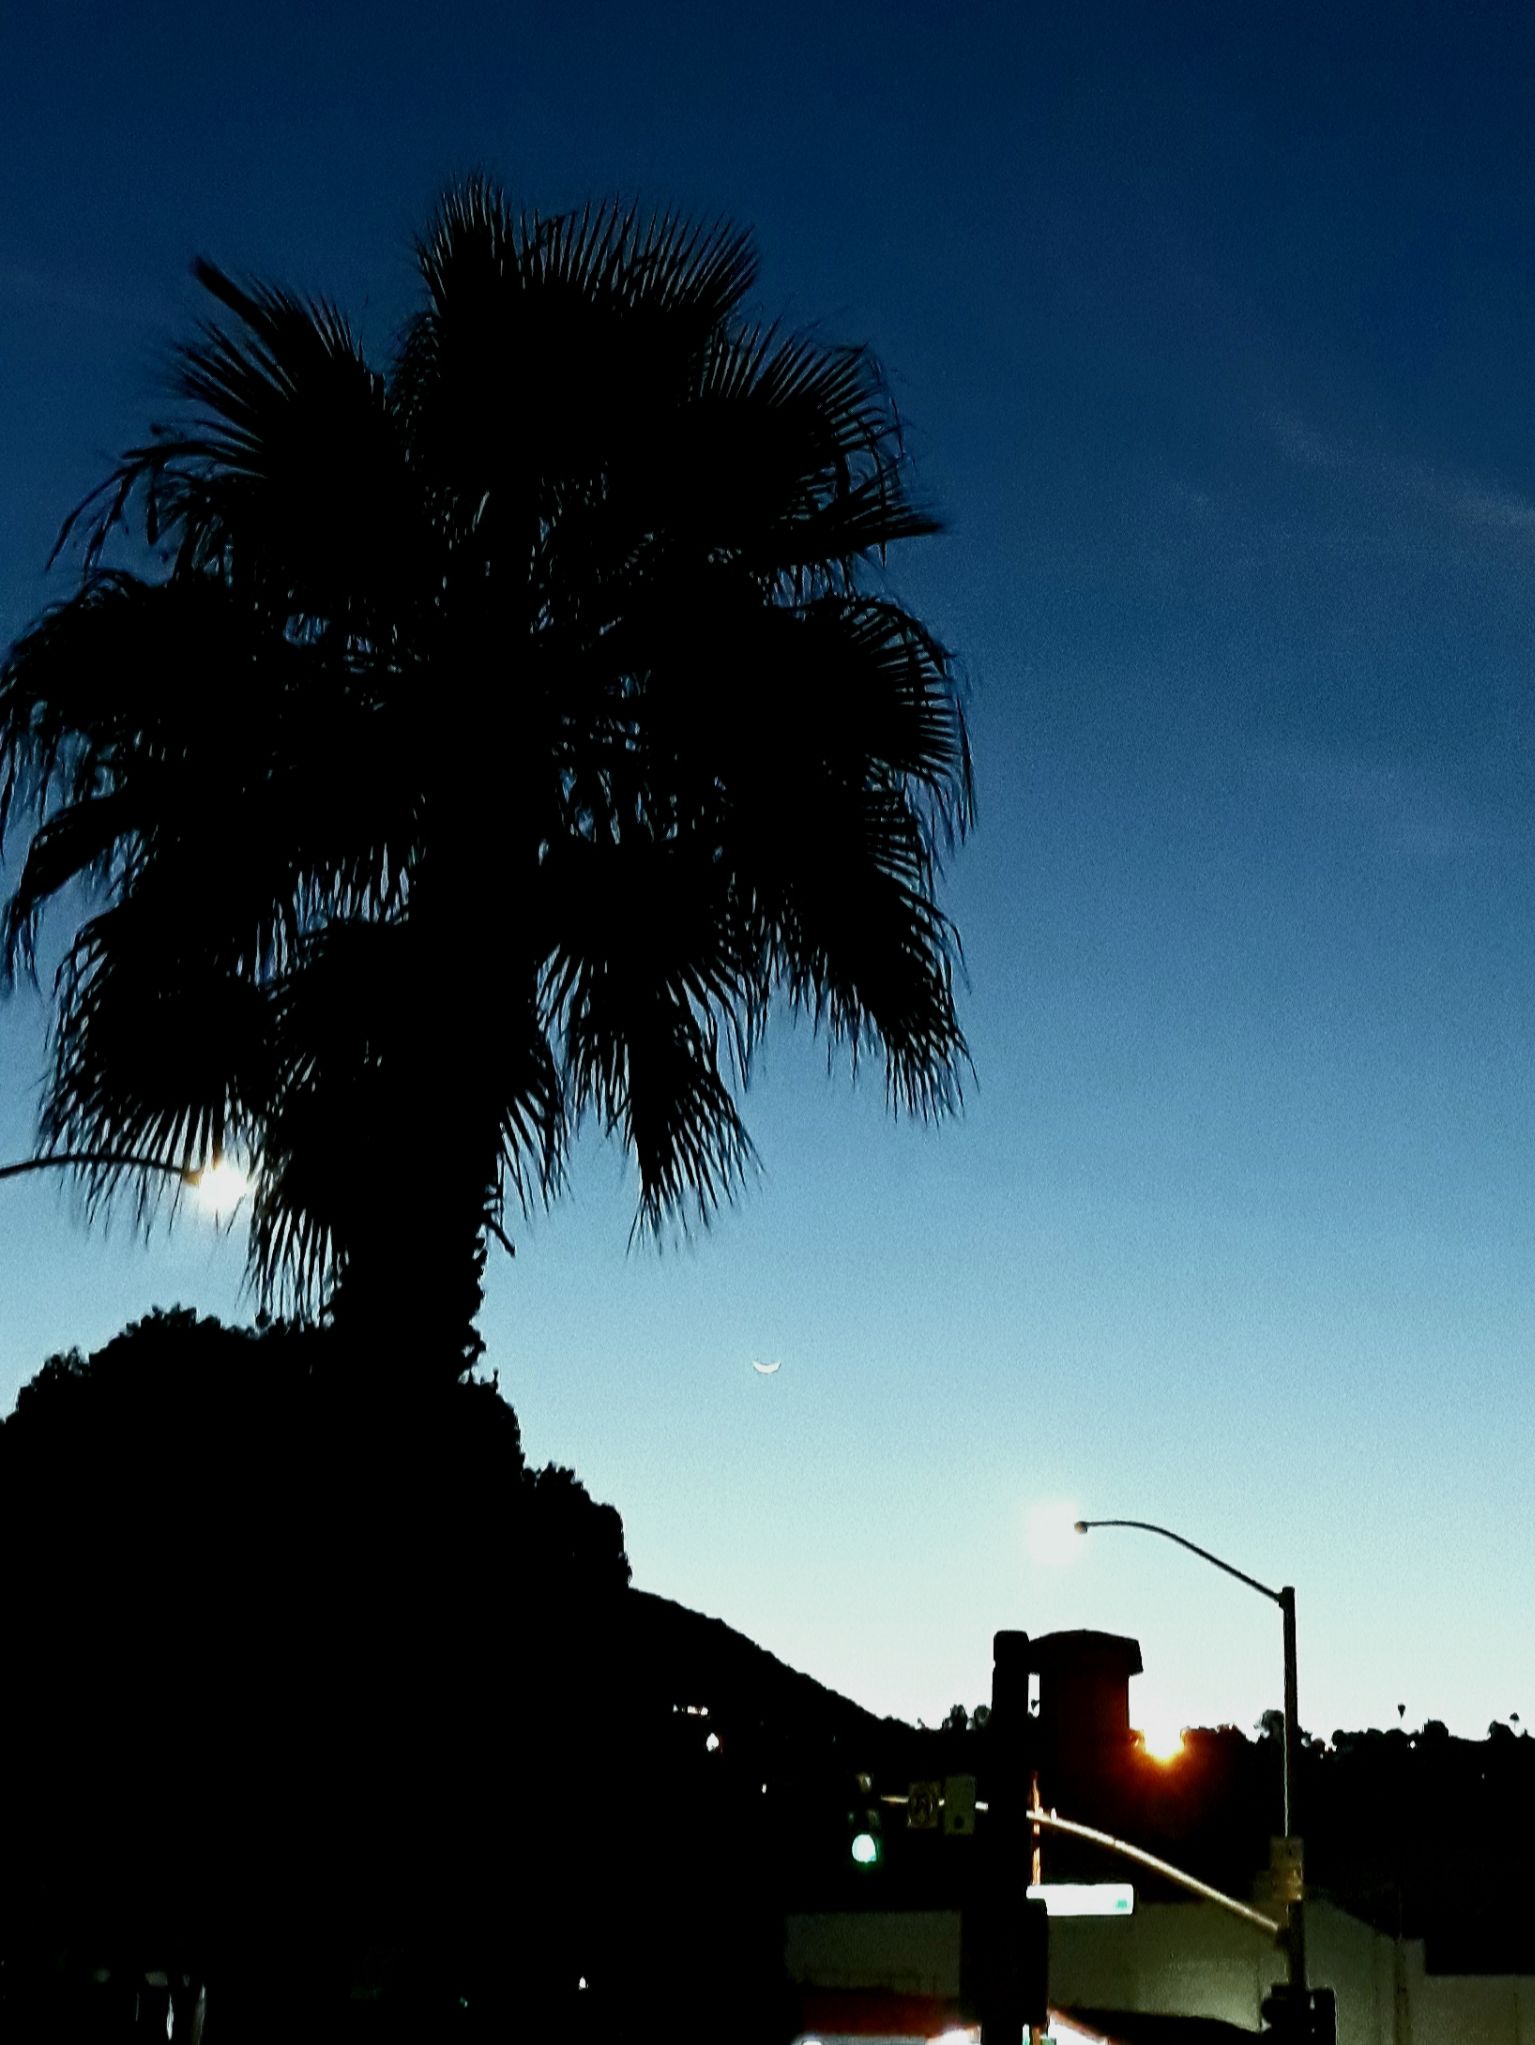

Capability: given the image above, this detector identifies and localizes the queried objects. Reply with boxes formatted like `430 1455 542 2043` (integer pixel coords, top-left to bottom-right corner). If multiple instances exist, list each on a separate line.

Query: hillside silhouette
6 1309 1529 2037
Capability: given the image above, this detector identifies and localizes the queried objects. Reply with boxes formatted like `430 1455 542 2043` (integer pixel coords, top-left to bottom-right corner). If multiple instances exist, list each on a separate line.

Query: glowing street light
1025 1499 1082 1568
191 1157 249 1214
0 1149 191 1187
0 1147 252 1216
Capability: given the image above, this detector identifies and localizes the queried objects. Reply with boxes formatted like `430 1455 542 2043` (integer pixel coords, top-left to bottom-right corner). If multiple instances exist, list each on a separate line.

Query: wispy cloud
1264 410 1535 555
1457 485 1535 538
0 263 167 328
1255 740 1494 867
1266 411 1343 473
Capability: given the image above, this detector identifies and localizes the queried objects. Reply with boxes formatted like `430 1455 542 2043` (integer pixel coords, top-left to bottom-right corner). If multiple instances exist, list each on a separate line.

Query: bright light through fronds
1026 1500 1082 1567
194 1158 249 1214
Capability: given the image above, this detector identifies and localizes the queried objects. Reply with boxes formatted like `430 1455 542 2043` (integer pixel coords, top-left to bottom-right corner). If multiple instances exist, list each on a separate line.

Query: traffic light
1261 1983 1299 2037
849 1817 882 1867
848 1776 884 1870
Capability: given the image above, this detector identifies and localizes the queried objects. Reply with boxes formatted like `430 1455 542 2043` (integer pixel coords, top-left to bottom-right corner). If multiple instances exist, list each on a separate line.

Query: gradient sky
4 0 1533 1748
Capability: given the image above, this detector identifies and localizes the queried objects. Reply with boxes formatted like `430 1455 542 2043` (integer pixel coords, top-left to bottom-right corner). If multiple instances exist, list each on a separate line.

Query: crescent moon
751 1359 782 1375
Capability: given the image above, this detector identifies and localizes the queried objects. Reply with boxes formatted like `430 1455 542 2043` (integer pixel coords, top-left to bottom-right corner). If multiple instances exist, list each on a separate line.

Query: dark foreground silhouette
0 1311 788 2042
11 1312 1527 2038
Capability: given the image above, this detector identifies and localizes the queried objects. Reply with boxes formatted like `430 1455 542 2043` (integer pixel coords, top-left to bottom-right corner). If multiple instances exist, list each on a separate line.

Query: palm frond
39 901 272 1231
0 570 282 980
565 975 759 1239
416 182 759 335
1 789 141 986
1 174 972 1335
543 832 766 1231
54 265 423 646
782 596 974 830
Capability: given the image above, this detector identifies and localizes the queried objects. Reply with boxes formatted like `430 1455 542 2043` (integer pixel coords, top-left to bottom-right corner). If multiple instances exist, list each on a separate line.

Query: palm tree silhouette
0 180 973 1378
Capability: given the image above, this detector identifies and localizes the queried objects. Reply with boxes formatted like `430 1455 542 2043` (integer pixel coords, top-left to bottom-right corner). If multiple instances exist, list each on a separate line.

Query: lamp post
0 1151 200 1187
0 1150 253 1208
1073 1517 1306 2000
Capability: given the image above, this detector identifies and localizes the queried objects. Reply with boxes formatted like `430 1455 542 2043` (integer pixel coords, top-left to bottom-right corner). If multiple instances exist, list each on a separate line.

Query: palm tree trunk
324 1150 496 1384
320 1021 505 1386
322 807 525 1388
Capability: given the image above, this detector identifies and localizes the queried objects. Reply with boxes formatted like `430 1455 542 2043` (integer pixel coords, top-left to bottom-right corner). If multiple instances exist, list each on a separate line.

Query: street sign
908 1780 942 1831
1269 1835 1304 1906
1026 1882 1135 1918
943 1774 977 1837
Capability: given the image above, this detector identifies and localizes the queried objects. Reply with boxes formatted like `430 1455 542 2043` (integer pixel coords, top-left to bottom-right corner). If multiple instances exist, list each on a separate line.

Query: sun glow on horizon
1135 1716 1187 1765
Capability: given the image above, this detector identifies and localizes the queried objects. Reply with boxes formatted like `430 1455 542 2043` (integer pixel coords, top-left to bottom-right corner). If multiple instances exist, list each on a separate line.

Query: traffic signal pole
1018 1813 1325 2039
981 1631 1048 2045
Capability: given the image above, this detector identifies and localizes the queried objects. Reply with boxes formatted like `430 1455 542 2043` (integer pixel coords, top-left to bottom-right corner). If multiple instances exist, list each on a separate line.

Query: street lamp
0 1149 251 1218
1073 1517 1306 1999
0 1150 205 1189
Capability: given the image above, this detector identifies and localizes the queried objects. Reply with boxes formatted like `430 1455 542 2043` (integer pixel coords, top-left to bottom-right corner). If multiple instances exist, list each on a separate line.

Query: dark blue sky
3 0 1533 1740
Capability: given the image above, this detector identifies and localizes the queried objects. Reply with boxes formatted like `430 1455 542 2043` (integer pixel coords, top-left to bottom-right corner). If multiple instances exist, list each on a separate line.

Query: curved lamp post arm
1076 1517 1298 1820
0 1152 518 1266
1074 1518 1282 1606
1075 1511 1306 1998
0 1151 200 1185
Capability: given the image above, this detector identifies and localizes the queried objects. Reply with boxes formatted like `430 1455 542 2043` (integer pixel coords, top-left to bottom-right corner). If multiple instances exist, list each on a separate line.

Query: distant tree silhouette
0 179 973 1379
1038 1704 1535 1967
939 1701 990 1733
0 1309 632 2041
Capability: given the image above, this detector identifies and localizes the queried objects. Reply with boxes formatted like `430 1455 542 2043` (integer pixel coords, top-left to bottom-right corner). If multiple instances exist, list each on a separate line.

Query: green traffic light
851 1830 882 1867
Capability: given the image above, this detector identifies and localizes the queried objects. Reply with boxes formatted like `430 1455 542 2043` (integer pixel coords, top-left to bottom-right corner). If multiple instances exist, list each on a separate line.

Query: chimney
1031 1629 1143 1825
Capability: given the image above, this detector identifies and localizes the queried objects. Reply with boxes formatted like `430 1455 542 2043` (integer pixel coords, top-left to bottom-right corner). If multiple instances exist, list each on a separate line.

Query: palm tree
0 180 973 1380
